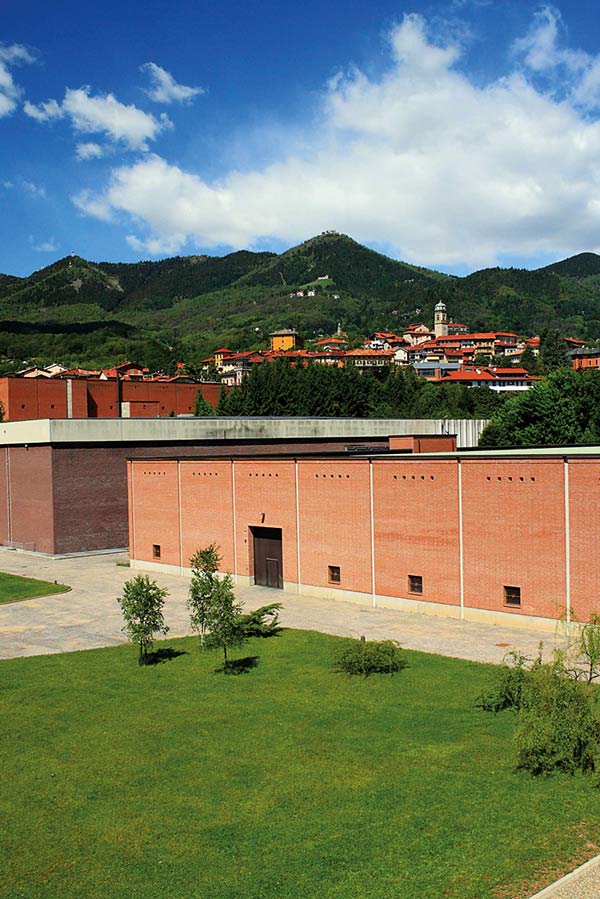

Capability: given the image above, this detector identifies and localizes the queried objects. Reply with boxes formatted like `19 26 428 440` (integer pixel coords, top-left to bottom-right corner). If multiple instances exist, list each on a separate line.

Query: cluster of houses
206 303 587 392
8 303 596 412
0 361 221 422
16 360 192 383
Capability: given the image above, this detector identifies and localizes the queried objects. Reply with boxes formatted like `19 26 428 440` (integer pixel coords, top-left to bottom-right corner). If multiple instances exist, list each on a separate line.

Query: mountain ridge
1 235 599 371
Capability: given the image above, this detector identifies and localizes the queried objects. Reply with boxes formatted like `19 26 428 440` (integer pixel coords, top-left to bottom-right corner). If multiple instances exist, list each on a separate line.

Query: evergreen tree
195 391 215 416
216 384 230 414
539 329 569 372
519 345 540 375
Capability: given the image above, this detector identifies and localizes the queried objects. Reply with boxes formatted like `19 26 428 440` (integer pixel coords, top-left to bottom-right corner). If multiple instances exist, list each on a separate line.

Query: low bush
476 649 533 712
514 660 600 776
334 637 408 678
238 603 283 638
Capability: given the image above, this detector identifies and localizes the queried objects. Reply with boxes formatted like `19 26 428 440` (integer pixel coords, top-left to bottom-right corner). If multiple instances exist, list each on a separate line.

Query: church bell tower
434 301 448 338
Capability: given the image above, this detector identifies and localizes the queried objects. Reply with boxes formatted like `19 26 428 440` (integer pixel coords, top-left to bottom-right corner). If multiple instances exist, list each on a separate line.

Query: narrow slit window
504 585 521 607
152 544 161 560
328 565 341 584
408 574 423 594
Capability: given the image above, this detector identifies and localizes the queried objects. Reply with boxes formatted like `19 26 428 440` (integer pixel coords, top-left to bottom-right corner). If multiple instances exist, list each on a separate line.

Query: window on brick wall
504 585 521 607
328 565 341 584
408 574 423 594
152 544 161 560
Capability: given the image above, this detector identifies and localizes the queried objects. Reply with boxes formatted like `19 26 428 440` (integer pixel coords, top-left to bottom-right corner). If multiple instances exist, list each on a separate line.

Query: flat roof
0 417 487 448
130 444 600 463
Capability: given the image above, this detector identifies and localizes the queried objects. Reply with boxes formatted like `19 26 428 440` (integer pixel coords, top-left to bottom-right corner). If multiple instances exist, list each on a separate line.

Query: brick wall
127 453 600 623
461 459 566 620
0 378 220 421
373 459 460 606
5 446 54 553
0 438 392 555
568 459 600 622
179 461 236 572
86 381 119 418
298 460 371 594
52 446 130 554
129 462 181 566
235 460 298 583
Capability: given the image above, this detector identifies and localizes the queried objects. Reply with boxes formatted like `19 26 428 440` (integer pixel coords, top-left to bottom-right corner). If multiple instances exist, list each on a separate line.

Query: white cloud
75 141 106 160
29 236 57 252
141 62 204 104
72 188 113 222
22 180 46 198
389 13 461 74
73 12 600 268
0 42 35 118
23 98 62 122
126 232 186 255
24 86 171 150
513 6 600 110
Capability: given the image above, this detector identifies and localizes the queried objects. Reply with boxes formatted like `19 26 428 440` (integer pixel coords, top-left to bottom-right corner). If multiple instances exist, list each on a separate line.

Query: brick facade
0 378 221 421
128 452 600 626
0 436 391 554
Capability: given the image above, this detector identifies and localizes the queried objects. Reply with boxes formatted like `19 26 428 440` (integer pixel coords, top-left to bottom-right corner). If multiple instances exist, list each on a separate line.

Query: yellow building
213 348 233 369
269 329 303 352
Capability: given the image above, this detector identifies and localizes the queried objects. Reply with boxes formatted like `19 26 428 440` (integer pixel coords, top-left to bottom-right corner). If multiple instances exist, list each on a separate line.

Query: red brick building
0 377 221 421
0 418 479 555
128 446 600 629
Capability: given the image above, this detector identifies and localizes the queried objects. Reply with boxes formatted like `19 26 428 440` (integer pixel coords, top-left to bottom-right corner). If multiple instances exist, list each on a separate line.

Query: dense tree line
209 361 503 420
480 368 600 446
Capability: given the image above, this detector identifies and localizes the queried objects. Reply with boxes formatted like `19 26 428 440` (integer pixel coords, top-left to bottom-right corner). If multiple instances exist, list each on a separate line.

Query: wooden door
252 527 283 588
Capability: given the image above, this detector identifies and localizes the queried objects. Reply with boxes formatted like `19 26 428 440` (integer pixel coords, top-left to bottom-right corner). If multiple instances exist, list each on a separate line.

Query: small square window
504 585 521 607
328 565 341 584
152 544 161 560
408 574 423 594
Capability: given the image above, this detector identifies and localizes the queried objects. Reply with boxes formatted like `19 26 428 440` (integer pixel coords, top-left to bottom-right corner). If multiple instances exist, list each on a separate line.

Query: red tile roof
344 348 395 358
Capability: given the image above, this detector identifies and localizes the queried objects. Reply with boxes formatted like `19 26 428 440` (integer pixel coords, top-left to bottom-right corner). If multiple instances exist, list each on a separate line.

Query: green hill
541 252 600 279
1 235 600 371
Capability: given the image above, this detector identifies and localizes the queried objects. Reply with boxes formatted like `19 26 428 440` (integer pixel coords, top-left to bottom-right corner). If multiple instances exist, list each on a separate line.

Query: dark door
252 527 283 588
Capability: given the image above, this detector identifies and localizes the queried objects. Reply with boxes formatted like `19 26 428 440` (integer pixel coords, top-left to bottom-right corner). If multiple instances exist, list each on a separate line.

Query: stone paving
1 548 598 899
0 548 570 663
528 855 600 899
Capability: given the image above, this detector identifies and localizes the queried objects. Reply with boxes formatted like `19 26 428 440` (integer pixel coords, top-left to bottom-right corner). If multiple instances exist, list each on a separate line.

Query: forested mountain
1 235 600 371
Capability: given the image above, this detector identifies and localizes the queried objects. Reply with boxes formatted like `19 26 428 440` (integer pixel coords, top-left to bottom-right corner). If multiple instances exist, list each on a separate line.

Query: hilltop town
2 293 595 425
3 233 600 378
205 300 574 392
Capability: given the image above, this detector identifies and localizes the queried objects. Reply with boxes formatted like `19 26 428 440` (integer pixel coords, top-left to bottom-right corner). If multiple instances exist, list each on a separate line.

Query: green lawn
0 571 70 604
1 631 598 899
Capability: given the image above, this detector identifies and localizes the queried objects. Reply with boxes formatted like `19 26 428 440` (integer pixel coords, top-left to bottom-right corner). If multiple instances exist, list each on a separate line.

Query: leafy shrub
570 613 600 683
476 650 533 712
514 660 600 776
334 638 407 678
238 603 283 638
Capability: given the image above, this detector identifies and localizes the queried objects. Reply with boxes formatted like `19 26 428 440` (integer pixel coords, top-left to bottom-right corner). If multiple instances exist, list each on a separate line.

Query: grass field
0 571 70 604
1 630 599 899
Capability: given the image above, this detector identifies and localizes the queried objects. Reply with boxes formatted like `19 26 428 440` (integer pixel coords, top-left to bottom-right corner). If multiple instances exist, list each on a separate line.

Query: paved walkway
528 855 600 899
0 549 597 899
0 548 569 663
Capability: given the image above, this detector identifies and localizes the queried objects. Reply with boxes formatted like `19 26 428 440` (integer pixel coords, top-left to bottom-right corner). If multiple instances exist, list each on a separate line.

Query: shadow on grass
214 656 259 675
144 648 188 666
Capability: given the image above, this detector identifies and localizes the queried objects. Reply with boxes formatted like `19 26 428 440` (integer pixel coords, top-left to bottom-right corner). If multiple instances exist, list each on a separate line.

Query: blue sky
3 0 600 276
